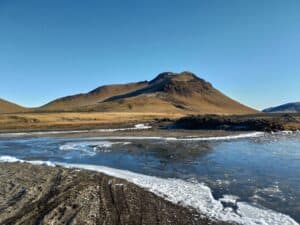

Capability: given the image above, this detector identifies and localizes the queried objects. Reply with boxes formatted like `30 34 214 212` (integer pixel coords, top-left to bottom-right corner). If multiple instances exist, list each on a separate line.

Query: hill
1 72 257 115
0 98 27 114
263 102 300 113
76 72 256 114
40 81 148 111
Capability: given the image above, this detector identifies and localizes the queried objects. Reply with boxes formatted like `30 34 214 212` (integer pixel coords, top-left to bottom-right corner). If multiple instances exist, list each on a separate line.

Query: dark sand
0 163 231 225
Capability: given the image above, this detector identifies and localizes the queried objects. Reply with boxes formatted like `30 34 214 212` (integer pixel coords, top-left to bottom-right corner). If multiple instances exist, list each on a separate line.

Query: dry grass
40 82 148 111
1 112 299 133
0 99 27 114
0 112 184 132
284 122 300 130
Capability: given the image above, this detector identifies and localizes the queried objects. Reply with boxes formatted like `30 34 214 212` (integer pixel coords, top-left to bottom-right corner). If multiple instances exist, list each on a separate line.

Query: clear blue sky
0 0 299 109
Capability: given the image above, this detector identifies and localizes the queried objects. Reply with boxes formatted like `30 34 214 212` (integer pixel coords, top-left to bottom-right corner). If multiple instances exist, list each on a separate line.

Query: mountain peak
150 71 199 84
147 71 213 97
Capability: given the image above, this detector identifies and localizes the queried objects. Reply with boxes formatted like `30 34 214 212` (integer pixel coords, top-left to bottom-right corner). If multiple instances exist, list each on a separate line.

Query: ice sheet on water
59 141 131 155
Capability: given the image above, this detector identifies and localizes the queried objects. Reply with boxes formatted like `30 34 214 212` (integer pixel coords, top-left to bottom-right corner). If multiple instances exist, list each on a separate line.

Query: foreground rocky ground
0 163 230 225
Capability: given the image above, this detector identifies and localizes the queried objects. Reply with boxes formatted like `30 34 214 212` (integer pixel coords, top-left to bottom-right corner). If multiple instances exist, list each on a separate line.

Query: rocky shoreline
172 114 300 132
0 163 231 225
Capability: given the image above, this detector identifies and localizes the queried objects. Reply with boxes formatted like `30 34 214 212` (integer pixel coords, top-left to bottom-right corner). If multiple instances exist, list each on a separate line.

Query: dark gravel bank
0 163 232 225
172 114 300 132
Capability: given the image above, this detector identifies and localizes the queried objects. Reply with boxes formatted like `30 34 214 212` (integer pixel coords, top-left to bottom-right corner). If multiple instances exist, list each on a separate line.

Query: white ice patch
236 202 297 225
91 123 152 132
276 130 294 135
0 124 152 138
271 130 300 136
259 185 282 195
59 141 114 151
0 155 24 163
84 132 265 142
179 132 265 141
134 124 152 129
59 141 131 155
215 179 231 186
253 184 286 201
0 156 55 166
29 160 56 167
0 156 298 225
219 195 240 204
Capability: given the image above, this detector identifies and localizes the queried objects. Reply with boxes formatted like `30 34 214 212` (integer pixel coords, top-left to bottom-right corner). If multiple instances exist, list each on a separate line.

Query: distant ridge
40 81 148 111
0 71 257 114
263 102 300 113
0 98 27 114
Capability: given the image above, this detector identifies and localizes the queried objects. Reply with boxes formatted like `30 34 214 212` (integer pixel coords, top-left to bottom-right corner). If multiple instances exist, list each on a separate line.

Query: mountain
0 98 27 114
38 71 256 114
0 72 257 115
263 102 300 113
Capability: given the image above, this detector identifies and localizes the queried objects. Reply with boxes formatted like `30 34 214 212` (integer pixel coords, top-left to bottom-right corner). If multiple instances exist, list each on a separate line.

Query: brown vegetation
0 99 27 114
0 112 183 132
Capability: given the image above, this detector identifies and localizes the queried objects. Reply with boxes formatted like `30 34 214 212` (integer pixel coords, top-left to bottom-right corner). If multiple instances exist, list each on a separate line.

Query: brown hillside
0 98 27 114
82 72 256 114
40 81 148 111
0 72 257 115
